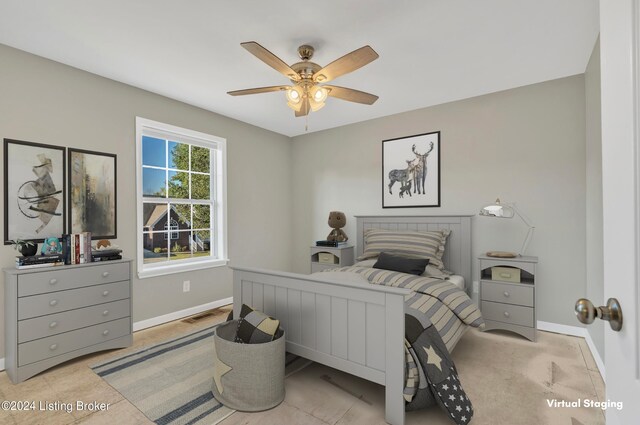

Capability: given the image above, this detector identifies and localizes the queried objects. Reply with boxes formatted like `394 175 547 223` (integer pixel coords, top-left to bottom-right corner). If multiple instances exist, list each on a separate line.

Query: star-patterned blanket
405 314 474 424
321 267 482 423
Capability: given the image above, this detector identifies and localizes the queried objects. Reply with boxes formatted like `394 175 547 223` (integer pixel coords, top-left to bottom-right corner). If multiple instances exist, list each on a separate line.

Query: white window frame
135 117 228 279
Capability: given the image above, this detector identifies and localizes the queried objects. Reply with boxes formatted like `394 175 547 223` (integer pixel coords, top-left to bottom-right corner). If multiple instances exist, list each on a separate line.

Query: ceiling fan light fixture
309 99 326 112
311 86 329 103
286 86 302 103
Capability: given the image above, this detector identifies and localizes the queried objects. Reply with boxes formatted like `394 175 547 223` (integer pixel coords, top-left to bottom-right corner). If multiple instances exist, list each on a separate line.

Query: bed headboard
354 215 473 284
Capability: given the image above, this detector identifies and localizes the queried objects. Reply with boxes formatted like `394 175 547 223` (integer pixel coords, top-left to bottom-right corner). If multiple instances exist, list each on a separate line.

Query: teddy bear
326 211 349 242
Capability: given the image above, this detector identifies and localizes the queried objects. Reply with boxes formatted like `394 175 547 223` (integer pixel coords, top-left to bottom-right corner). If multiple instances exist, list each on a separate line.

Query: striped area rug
91 324 307 425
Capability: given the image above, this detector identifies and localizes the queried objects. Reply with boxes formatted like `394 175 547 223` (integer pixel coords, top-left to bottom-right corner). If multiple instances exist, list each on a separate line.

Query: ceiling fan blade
295 99 310 117
324 85 379 105
227 86 290 96
241 42 300 81
313 46 379 83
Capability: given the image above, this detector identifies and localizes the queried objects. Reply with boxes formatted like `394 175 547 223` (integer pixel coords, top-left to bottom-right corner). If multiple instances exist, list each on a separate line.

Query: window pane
170 203 192 231
169 231 192 261
142 203 167 233
143 168 166 197
193 230 211 257
169 141 189 171
191 146 210 173
142 136 166 167
192 204 210 229
168 171 189 198
143 232 169 263
191 173 210 200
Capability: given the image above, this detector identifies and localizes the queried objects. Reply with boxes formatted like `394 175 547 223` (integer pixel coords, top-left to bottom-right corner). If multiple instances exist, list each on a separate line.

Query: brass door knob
575 298 623 331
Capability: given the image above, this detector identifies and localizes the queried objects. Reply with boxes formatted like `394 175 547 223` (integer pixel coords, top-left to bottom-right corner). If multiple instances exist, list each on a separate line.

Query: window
136 117 227 278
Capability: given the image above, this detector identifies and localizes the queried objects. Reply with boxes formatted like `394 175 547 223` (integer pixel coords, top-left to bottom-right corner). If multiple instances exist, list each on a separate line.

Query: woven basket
211 320 285 411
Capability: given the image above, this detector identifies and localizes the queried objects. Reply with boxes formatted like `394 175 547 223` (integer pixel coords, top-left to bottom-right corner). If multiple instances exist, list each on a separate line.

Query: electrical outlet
472 281 479 293
183 280 190 292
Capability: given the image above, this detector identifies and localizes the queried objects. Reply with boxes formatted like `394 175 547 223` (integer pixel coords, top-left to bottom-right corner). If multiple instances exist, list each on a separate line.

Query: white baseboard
537 320 605 380
132 297 233 332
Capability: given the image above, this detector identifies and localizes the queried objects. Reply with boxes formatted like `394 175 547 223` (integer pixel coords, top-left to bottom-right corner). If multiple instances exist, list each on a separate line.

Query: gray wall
291 76 587 327
585 38 604 361
0 44 293 358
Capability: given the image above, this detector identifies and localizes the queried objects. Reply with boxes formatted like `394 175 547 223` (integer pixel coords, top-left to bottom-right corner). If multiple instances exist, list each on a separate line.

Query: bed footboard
232 267 411 425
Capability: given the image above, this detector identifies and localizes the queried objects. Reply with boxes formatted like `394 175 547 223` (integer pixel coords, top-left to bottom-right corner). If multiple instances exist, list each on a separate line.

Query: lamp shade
479 198 515 218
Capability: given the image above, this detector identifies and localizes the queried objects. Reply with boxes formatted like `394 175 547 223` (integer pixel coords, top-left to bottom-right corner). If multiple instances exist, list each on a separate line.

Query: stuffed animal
326 211 349 242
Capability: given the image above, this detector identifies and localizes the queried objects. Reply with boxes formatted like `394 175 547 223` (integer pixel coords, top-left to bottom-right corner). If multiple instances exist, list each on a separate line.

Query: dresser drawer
18 299 130 343
18 263 130 297
481 281 533 307
481 301 534 328
18 317 130 366
18 281 130 320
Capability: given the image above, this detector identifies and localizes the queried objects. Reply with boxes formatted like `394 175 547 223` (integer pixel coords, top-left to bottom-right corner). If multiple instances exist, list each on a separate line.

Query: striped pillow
357 229 450 270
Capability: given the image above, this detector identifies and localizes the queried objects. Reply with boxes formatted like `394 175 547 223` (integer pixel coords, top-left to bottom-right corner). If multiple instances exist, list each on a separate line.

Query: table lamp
479 198 535 258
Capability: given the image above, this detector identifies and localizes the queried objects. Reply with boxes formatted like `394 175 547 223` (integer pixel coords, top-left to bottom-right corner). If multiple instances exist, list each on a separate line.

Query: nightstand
310 245 354 273
478 255 538 341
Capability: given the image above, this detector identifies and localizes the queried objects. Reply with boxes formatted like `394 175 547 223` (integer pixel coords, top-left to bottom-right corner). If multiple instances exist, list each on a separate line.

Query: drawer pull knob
49 278 57 285
102 272 109 277
503 291 510 297
503 312 510 318
49 321 58 328
102 330 110 336
49 299 58 307
102 310 109 316
102 290 110 296
49 344 58 351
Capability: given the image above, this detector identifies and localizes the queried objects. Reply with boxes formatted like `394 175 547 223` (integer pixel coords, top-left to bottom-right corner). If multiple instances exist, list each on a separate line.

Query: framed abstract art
68 148 117 239
4 139 66 243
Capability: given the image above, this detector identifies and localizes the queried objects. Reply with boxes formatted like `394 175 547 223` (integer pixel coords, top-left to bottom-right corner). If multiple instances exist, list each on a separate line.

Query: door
600 0 640 423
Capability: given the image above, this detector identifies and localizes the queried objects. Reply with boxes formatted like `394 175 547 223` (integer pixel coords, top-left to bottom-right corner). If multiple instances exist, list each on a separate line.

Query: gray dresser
4 259 133 383
479 255 538 342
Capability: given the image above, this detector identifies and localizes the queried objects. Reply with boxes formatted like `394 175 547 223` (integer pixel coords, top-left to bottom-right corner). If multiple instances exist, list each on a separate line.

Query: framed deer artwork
382 131 440 208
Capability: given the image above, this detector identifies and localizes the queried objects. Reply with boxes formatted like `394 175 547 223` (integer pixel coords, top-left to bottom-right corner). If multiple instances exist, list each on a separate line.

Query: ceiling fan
228 42 379 117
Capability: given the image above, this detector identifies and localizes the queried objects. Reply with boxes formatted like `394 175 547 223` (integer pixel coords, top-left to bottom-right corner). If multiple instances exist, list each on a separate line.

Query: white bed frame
232 215 472 425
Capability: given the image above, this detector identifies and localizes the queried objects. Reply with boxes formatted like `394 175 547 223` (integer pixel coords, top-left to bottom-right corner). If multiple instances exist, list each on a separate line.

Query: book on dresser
15 254 65 269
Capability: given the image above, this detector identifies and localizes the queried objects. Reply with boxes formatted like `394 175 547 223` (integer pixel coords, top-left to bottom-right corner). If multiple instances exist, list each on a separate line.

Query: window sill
137 258 229 279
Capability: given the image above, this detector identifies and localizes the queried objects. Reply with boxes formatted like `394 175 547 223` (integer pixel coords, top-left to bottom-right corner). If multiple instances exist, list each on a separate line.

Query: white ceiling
0 0 599 137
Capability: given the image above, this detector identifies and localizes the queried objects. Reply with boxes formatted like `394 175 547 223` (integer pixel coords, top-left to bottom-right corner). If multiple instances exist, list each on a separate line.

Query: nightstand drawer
481 301 534 327
481 281 533 307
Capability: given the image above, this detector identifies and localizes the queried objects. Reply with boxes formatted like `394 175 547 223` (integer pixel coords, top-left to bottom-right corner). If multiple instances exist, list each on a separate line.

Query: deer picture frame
382 131 441 208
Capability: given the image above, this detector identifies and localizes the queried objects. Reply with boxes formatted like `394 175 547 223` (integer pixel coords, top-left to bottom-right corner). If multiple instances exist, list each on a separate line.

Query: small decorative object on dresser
7 239 38 257
310 244 354 273
41 237 62 255
326 211 348 242
479 255 538 341
479 198 535 257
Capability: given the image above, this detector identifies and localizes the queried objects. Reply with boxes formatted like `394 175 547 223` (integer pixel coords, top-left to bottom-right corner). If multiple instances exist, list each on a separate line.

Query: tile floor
0 306 605 425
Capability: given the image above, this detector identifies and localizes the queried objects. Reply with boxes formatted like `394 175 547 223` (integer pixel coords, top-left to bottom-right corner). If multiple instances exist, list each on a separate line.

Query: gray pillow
373 252 430 275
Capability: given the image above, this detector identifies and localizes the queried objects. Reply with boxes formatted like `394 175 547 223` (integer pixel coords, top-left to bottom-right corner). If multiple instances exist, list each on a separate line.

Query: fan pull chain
305 114 309 132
